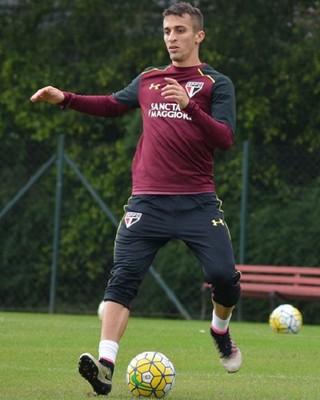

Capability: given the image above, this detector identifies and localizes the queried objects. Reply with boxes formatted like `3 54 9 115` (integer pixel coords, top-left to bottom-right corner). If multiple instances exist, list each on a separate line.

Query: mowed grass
1 312 320 400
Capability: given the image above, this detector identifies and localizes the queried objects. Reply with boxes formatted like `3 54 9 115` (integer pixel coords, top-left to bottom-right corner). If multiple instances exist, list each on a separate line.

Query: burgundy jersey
61 63 236 194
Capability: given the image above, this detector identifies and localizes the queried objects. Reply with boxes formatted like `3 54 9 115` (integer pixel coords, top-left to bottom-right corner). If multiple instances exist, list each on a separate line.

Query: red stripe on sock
211 325 228 335
99 357 115 366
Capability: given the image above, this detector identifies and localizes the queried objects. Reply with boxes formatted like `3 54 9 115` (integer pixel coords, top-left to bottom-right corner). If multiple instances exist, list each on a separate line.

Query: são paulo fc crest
185 81 204 98
124 212 142 228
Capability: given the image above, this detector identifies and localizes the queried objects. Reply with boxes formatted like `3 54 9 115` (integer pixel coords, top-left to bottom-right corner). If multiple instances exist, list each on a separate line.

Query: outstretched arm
30 88 132 117
30 86 65 104
30 76 141 117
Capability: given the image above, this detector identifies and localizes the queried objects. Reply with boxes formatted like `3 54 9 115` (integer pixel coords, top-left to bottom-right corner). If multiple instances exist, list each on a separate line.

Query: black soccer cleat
78 353 113 396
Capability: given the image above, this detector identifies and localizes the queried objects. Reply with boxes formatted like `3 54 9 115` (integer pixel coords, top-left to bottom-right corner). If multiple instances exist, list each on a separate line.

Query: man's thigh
175 193 236 282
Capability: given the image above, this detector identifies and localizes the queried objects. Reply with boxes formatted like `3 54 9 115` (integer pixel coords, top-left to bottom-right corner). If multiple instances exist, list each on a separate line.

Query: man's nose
168 32 177 41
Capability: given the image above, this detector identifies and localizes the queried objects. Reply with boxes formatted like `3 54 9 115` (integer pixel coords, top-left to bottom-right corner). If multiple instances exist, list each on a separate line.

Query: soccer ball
269 304 302 334
126 351 176 398
97 300 105 320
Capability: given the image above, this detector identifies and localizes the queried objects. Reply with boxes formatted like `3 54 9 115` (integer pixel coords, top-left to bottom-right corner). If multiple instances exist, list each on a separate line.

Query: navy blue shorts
104 194 241 308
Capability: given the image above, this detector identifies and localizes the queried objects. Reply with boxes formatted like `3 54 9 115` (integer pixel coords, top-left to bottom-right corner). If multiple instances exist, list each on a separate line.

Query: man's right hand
30 86 65 104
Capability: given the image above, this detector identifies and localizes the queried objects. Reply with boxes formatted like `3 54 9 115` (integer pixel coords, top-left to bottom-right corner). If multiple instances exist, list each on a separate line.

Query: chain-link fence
1 136 319 322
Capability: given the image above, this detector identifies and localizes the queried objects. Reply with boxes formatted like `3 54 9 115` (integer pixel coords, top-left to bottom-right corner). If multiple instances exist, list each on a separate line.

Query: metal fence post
49 135 65 314
237 140 249 320
239 140 249 264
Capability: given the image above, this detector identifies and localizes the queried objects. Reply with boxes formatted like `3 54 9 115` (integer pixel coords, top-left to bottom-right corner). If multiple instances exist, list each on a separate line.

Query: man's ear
195 30 205 44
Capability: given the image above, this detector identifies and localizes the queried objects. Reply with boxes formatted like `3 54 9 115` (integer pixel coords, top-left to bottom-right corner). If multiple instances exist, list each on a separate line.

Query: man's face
163 14 204 66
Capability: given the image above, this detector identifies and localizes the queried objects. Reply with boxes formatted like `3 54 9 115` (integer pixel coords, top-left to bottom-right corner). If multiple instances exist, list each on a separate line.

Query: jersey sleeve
210 76 236 134
183 69 236 151
184 100 234 150
112 74 141 108
59 74 141 117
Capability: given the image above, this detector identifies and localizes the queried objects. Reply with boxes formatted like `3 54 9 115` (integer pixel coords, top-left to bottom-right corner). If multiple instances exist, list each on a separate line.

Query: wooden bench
201 264 320 319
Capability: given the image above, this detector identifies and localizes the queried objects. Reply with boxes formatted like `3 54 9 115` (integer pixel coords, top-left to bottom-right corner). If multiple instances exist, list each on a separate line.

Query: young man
31 2 242 396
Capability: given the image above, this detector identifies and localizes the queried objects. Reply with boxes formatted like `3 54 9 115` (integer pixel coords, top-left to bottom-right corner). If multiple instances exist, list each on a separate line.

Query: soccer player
30 2 242 396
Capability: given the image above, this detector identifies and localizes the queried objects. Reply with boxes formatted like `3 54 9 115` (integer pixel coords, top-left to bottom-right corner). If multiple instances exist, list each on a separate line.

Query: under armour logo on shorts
212 218 225 227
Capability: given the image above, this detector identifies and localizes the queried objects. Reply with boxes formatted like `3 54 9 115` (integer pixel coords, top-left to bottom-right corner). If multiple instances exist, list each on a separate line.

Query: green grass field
1 312 320 399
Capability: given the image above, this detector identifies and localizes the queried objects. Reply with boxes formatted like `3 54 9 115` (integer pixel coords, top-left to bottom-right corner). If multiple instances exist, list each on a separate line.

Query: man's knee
104 272 140 310
211 270 241 307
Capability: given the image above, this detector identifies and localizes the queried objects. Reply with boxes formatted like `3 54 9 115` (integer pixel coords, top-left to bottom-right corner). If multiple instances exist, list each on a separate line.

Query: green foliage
199 1 320 151
247 175 320 267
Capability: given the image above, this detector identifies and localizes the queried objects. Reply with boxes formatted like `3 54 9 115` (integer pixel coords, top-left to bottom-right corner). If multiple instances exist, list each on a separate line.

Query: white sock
211 310 231 334
99 340 119 365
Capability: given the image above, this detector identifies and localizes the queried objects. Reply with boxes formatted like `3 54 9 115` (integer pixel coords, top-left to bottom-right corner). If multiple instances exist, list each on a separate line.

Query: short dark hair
162 2 204 32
